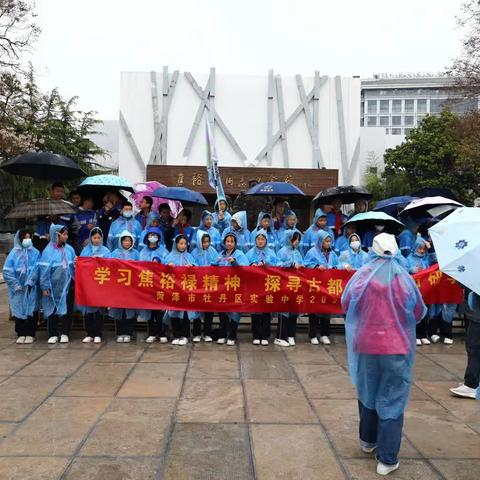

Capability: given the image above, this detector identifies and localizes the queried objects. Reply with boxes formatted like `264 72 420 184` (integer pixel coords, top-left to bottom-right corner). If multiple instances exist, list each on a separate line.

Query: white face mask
148 235 158 244
123 210 133 218
22 238 32 248
350 240 361 251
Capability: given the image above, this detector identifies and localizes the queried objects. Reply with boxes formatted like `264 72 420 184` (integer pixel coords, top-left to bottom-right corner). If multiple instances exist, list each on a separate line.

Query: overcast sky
31 0 465 119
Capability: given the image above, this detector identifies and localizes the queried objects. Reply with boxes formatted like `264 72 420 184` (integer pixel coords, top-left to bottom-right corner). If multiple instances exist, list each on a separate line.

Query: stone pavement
0 283 479 479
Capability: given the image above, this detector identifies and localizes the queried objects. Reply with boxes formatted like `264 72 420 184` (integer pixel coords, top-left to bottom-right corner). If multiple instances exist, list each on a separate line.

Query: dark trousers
308 314 331 338
276 314 297 340
193 312 213 337
84 312 104 338
47 315 72 337
172 314 190 339
428 314 453 339
464 320 480 389
218 313 238 340
115 315 135 336
252 313 271 340
148 311 165 337
416 316 428 339
358 401 404 465
14 316 37 337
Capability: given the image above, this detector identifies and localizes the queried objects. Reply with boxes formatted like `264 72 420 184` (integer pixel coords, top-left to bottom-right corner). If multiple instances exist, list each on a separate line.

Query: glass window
392 100 402 113
404 128 413 136
379 116 389 126
385 128 389 134
380 100 390 113
391 128 402 135
404 116 414 126
367 100 377 114
417 99 427 113
361 101 364 115
430 99 445 113
367 116 377 126
392 116 401 126
405 99 414 113
360 117 364 127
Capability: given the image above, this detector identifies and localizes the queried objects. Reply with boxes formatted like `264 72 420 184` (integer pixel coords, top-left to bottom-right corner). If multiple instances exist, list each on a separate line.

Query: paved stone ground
0 283 479 479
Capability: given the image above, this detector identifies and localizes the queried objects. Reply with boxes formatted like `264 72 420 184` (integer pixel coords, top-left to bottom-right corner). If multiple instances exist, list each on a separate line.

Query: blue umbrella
373 196 418 216
78 174 135 193
344 211 404 234
246 181 305 196
151 186 208 206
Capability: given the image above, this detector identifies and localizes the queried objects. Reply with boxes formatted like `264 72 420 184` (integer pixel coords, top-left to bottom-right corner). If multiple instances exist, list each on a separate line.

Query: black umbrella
412 187 459 202
312 185 372 206
5 199 77 219
0 152 87 181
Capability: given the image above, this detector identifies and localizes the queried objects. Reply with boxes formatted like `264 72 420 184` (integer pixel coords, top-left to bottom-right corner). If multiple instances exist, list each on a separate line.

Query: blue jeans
358 401 403 465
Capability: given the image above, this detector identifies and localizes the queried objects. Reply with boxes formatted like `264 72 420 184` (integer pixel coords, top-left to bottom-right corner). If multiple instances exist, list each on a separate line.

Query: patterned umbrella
5 199 77 219
78 174 135 193
131 181 183 217
246 181 305 196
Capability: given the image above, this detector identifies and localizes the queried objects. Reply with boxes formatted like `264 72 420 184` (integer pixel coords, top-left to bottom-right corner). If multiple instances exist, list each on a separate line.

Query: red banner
74 258 463 314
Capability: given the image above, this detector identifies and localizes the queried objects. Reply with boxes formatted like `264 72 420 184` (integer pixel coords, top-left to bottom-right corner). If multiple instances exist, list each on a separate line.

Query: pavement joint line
0 346 52 381
416 349 463 381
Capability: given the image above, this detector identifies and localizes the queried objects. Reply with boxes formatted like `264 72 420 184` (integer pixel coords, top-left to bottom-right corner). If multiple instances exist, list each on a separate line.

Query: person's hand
251 263 258 266
317 265 327 271
15 286 23 292
344 264 352 271
414 266 421 273
168 263 175 267
258 261 265 266
185 263 193 267
43 290 50 297
45 233 50 241
227 257 235 264
293 262 300 269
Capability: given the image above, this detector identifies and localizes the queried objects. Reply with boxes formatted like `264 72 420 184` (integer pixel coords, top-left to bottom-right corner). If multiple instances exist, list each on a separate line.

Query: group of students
3 190 456 347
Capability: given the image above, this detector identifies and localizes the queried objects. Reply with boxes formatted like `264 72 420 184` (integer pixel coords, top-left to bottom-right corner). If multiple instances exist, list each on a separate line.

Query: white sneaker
159 336 168 344
450 384 477 399
431 334 441 344
145 336 157 344
416 339 422 346
274 338 290 347
60 334 69 344
192 336 201 343
178 337 188 346
261 339 269 346
24 336 34 344
421 338 431 345
16 336 26 344
443 338 454 345
377 462 399 476
217 338 226 344
82 336 93 343
116 336 124 343
310 337 320 345
48 336 58 344
288 337 296 346
253 339 261 345
226 339 235 346
320 336 331 345
204 336 213 342
94 336 102 344
123 335 131 343
171 338 180 345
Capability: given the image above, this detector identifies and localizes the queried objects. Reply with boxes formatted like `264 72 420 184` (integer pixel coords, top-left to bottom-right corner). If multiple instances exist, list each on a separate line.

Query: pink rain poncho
341 233 426 419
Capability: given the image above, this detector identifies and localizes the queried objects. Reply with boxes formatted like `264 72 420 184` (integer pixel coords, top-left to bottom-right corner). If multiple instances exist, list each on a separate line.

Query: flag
206 119 225 200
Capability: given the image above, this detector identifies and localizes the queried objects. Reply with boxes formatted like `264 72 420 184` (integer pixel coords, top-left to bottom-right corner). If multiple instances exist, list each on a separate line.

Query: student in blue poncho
213 197 232 233
335 224 358 256
189 210 222 252
3 229 41 344
172 209 194 245
222 211 251 253
191 231 220 342
339 234 369 271
110 231 140 343
106 201 143 251
39 224 76 344
398 218 420 258
274 230 304 347
342 233 426 476
301 208 335 255
164 234 199 345
277 210 302 250
246 229 277 345
304 230 339 345
138 227 169 344
213 232 249 345
79 227 110 343
250 212 278 252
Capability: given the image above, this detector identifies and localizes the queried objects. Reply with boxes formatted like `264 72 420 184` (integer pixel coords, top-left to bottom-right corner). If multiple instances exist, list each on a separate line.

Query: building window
392 116 401 126
417 99 427 113
367 100 377 114
361 101 364 115
404 115 414 126
380 100 390 113
385 128 389 134
360 117 364 127
392 100 402 113
367 116 377 126
391 128 402 135
379 116 389 126
405 99 414 113
404 128 413 136
430 99 445 113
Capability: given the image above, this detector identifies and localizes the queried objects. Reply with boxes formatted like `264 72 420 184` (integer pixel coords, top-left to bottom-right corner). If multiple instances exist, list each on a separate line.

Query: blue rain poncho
341 234 426 419
276 230 304 268
189 210 222 252
277 210 302 248
398 218 419 257
213 197 232 233
164 235 199 320
406 237 430 274
191 230 220 266
3 231 41 319
109 231 139 320
246 229 277 266
250 212 278 252
106 214 143 251
38 224 76 318
301 208 335 254
139 227 169 263
339 234 368 270
304 230 339 269
222 211 251 253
